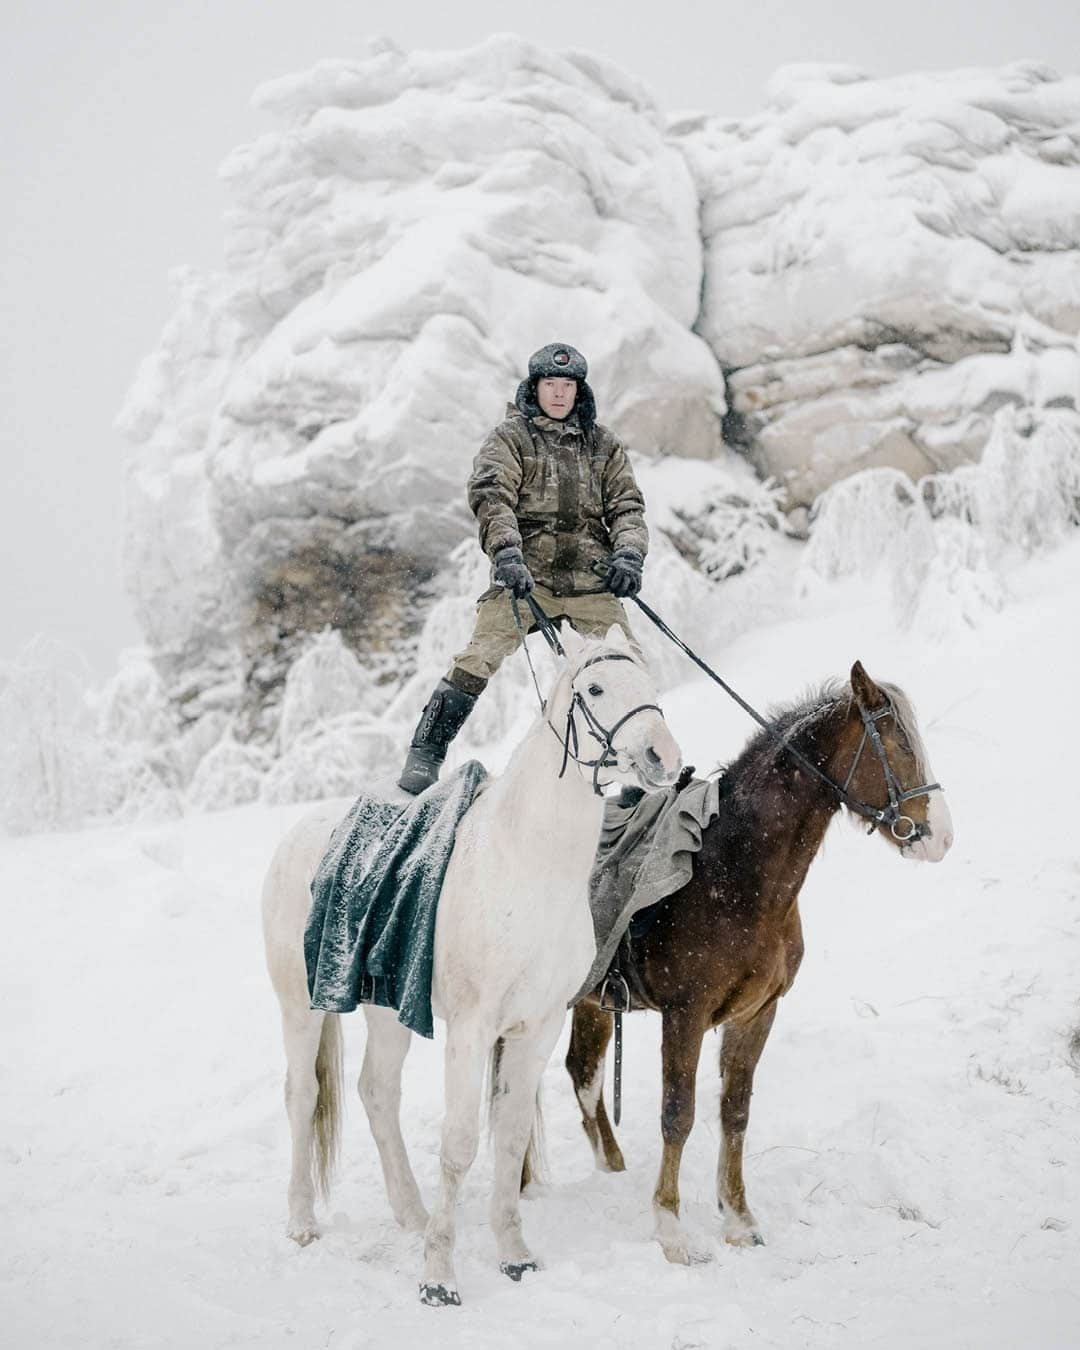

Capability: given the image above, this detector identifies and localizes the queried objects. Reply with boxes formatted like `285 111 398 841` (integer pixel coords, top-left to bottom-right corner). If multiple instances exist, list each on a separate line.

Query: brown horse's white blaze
879 685 953 863
565 660 954 1266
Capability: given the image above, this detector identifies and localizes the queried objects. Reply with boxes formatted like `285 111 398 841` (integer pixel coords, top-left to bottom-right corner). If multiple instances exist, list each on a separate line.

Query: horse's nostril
645 746 663 769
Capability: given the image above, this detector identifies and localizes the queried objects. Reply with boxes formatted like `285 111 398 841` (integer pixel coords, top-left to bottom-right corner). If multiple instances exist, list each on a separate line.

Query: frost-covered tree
800 406 1080 633
0 638 98 834
670 478 787 582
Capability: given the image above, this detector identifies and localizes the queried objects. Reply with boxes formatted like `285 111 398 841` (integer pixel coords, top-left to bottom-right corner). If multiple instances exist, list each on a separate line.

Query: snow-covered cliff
119 34 725 737
678 60 1080 503
116 39 1080 805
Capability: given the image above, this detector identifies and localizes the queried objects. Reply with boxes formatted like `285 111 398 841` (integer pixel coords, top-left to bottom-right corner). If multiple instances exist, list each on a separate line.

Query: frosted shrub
801 468 935 589
261 716 397 806
909 518 1005 640
172 709 231 787
0 638 99 835
970 408 1080 556
187 735 271 811
673 478 786 582
802 406 1080 638
99 756 184 824
277 628 377 751
90 651 184 822
93 649 178 748
920 463 980 525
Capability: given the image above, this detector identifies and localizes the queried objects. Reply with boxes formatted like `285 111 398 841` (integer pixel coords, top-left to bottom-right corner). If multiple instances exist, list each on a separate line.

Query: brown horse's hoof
500 1260 539 1282
419 1282 461 1307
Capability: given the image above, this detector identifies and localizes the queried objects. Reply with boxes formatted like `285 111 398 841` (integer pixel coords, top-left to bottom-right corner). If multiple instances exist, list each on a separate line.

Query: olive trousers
448 584 644 692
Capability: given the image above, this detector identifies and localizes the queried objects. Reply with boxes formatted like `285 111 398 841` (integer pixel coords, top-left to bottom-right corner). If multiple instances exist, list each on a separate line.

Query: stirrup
598 970 631 1014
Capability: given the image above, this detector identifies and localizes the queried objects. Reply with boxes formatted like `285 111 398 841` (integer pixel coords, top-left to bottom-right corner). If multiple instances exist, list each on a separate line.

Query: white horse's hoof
500 1259 539 1282
659 1236 713 1265
288 1224 320 1247
419 1282 461 1307
722 1212 765 1247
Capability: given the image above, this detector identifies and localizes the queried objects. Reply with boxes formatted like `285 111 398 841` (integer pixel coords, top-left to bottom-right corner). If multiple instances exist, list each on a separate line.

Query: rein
510 594 662 796
618 585 942 843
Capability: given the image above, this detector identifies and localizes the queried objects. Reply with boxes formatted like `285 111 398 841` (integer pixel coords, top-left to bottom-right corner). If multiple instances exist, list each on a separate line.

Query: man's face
536 377 577 420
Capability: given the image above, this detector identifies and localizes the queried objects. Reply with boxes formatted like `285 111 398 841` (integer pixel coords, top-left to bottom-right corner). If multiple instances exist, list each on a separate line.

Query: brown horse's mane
711 680 851 822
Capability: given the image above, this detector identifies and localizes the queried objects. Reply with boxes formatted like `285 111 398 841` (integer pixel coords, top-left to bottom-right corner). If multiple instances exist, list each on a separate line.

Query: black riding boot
397 678 479 795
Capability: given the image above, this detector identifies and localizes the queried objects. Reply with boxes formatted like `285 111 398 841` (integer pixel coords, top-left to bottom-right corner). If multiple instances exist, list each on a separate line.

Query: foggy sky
3 0 1077 674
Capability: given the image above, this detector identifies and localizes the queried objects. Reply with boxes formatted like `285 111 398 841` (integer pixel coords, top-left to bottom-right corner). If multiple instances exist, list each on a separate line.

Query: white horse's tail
314 1013 344 1200
521 1085 546 1191
488 1037 547 1190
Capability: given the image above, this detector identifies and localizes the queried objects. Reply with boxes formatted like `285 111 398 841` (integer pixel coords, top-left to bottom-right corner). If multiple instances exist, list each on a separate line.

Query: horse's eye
588 683 604 698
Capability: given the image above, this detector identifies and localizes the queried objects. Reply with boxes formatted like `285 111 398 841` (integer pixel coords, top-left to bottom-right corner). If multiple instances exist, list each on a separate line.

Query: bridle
593 576 947 848
839 700 942 844
557 651 664 795
511 596 663 796
510 588 943 833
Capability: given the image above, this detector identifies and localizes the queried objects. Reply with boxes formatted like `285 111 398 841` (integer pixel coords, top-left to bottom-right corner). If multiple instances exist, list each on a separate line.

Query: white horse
262 622 682 1305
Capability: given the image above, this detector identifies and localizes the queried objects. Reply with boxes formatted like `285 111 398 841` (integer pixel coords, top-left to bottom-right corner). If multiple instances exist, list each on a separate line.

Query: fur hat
527 342 588 381
515 342 596 435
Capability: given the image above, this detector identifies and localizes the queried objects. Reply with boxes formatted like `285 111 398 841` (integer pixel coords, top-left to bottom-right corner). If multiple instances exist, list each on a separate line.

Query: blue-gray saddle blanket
304 760 488 1039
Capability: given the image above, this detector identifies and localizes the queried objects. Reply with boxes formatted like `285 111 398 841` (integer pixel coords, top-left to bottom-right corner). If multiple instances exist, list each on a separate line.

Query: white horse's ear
560 625 586 659
604 624 629 649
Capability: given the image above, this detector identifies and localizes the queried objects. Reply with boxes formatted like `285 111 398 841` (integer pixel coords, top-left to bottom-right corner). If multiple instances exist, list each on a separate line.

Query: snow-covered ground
4 537 1079 1349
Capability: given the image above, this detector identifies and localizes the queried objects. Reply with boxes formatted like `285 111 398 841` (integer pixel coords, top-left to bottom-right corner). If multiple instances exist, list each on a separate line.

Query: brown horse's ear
850 660 885 708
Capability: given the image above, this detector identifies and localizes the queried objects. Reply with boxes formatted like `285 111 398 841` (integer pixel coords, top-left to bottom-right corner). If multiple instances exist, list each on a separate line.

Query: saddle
574 764 721 1007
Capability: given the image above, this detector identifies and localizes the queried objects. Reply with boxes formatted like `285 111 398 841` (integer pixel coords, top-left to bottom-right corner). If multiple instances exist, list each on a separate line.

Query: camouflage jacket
467 404 649 597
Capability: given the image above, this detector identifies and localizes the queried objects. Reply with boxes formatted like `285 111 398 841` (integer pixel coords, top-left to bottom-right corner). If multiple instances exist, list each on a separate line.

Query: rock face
677 61 1080 504
120 43 1080 752
119 34 725 737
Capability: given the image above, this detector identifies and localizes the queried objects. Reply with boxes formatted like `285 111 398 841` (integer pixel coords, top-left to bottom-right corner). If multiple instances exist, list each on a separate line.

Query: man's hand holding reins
494 545 536 599
605 547 644 598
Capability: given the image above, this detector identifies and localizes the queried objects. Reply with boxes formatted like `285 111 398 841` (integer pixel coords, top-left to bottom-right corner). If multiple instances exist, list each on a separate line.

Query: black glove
493 545 535 599
605 547 644 598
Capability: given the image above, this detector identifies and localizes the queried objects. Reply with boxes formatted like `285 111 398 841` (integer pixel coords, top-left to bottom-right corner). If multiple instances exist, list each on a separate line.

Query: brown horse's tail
488 1037 547 1191
313 1013 344 1201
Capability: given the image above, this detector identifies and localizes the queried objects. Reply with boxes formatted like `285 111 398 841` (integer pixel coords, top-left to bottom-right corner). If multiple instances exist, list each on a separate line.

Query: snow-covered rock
119 43 1080 784
117 268 248 718
677 61 1080 503
119 34 726 741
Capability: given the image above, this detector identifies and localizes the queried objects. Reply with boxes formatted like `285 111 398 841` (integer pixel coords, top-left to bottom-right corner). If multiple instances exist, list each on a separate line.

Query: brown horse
565 661 953 1264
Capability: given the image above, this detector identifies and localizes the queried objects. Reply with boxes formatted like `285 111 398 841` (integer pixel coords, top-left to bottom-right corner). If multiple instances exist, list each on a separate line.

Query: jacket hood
514 378 597 436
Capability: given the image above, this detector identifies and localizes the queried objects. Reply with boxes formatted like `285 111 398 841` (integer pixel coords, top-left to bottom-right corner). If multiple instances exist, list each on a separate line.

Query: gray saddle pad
573 776 722 1004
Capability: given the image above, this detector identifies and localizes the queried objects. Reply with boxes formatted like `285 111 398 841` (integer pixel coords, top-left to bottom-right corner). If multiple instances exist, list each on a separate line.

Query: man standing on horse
398 342 649 794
